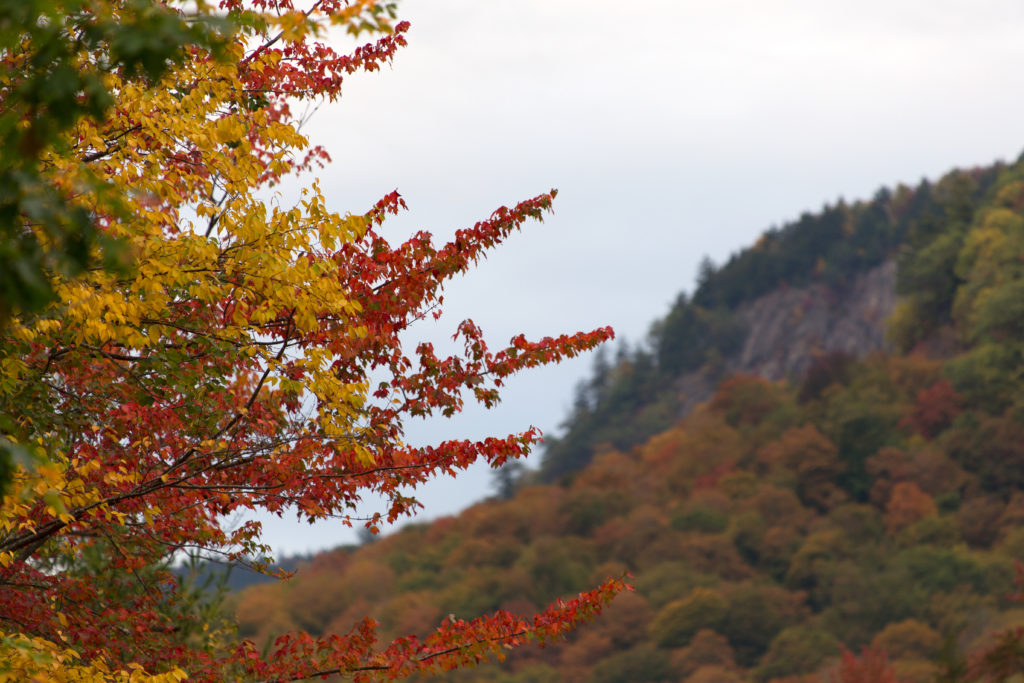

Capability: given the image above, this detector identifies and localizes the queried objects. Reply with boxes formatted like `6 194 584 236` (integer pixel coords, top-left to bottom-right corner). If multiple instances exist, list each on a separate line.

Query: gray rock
674 261 898 414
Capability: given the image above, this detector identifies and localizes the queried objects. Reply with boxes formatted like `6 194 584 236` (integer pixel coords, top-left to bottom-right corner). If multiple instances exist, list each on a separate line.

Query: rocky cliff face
676 260 897 414
732 259 897 380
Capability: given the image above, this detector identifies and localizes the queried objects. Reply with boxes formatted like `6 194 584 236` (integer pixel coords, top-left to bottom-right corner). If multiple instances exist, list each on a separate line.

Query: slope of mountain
230 154 1024 682
539 161 1003 481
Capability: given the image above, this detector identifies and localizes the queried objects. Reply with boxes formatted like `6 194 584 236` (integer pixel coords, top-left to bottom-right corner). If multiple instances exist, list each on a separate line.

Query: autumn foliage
8 1 1024 680
0 0 624 679
223 156 1024 681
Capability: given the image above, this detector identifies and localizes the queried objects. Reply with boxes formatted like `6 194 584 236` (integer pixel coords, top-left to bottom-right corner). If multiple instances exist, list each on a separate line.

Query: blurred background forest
204 156 1024 681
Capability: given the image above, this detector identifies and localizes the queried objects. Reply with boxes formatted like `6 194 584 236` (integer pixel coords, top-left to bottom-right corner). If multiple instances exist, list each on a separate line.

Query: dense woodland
228 156 1024 682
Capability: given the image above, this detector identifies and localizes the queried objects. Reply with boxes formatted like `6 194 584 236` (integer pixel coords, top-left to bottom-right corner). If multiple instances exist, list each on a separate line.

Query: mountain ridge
538 160 1006 481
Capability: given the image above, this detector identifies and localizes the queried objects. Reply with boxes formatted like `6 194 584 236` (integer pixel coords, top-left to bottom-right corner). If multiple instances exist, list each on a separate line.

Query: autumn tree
755 625 839 681
0 0 626 679
757 425 847 512
884 482 938 536
900 379 963 439
830 646 898 683
649 587 729 649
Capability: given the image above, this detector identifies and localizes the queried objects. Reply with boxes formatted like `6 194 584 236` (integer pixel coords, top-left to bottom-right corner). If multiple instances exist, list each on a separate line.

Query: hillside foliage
541 162 1004 481
232 155 1024 681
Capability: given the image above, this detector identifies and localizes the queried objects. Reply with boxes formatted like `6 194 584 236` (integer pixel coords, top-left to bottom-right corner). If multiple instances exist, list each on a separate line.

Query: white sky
250 0 1024 556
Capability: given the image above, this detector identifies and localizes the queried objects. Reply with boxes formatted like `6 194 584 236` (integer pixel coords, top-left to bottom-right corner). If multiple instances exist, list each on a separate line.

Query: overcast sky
249 0 1024 556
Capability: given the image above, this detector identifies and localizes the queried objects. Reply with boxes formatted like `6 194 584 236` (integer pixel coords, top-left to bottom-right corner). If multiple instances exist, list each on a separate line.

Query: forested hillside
541 161 1003 481
231 155 1024 682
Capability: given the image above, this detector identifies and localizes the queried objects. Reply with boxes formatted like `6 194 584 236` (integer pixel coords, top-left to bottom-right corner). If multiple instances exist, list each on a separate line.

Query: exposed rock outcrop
676 261 897 414
731 260 896 381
